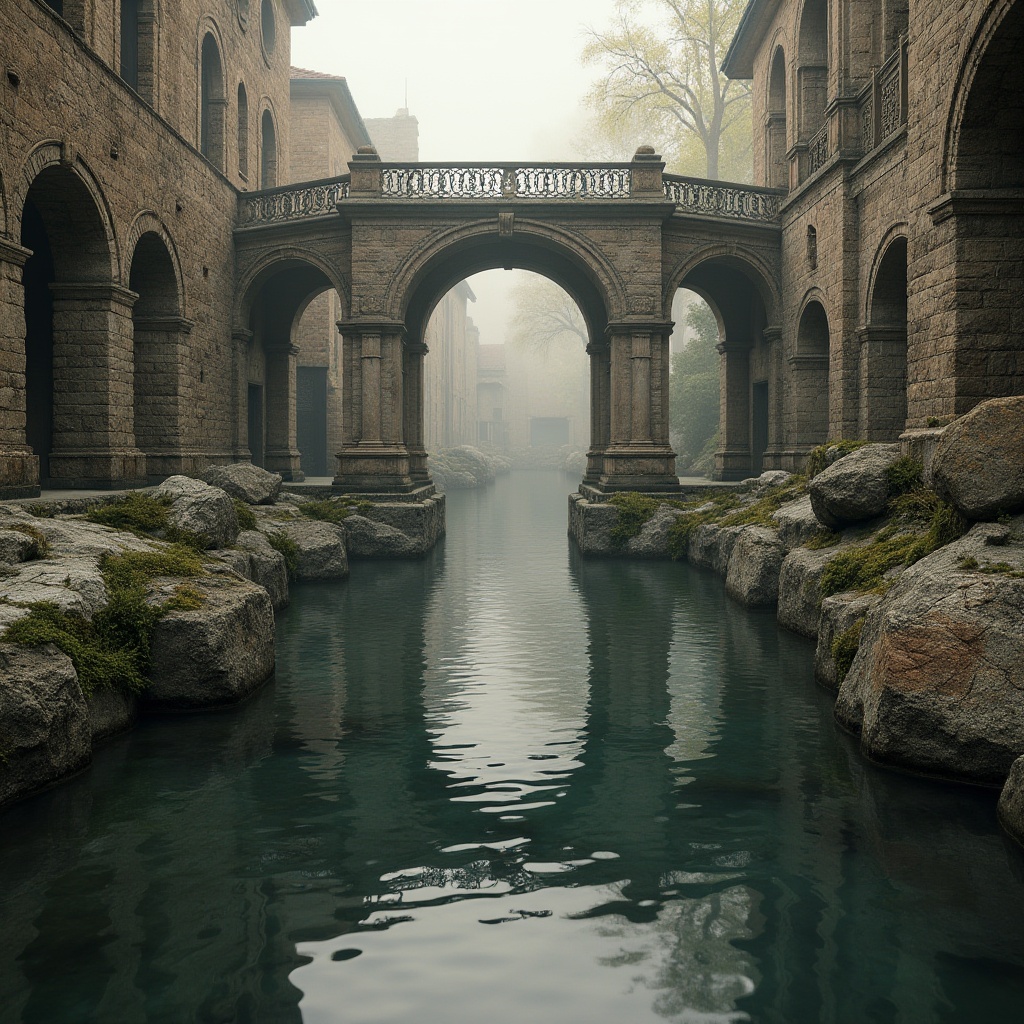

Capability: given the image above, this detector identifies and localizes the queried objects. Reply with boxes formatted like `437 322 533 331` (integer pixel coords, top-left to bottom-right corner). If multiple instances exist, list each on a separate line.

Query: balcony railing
808 123 830 176
238 165 783 226
239 176 350 225
663 175 783 221
379 164 633 200
859 38 908 154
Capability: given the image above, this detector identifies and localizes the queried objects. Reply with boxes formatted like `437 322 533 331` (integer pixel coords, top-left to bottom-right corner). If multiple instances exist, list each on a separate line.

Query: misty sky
290 0 656 346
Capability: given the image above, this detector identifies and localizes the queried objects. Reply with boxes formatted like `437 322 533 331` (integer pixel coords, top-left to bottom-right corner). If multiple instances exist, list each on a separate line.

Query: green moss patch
607 493 661 547
85 492 208 551
884 456 924 497
233 498 258 531
2 543 204 697
267 531 299 579
807 440 868 479
832 619 865 682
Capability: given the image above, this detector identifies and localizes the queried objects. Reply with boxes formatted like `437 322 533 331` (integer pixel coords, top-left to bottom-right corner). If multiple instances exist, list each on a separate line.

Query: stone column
263 343 304 481
584 341 610 485
132 314 195 479
48 282 147 488
0 239 39 496
595 322 679 493
761 326 786 470
714 341 752 481
404 341 430 485
231 328 253 460
334 320 414 493
858 326 907 441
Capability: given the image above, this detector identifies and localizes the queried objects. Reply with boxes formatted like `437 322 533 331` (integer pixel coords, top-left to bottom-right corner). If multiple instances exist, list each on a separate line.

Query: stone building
719 0 1024 475
0 0 315 495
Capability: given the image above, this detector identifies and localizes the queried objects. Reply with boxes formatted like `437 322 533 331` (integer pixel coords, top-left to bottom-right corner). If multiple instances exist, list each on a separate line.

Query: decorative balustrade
238 164 782 227
240 177 349 224
808 123 830 176
858 40 907 155
663 175 782 221
378 164 633 199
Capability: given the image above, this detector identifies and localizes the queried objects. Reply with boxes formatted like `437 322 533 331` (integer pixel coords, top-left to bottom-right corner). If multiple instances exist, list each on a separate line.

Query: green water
1 470 1023 1024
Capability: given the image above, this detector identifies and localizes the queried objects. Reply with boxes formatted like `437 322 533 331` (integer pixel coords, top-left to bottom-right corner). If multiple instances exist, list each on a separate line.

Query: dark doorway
21 200 55 483
296 366 328 476
752 380 769 475
248 384 264 467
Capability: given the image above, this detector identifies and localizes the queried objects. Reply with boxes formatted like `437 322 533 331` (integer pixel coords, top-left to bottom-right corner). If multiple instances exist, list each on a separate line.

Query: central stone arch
337 214 678 495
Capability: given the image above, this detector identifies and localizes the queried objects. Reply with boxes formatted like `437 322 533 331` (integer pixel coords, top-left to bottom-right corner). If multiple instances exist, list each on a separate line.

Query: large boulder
88 687 138 743
155 476 239 549
687 523 746 576
342 515 420 558
835 519 1024 783
725 527 786 607
146 571 275 709
772 494 825 549
256 515 349 580
621 505 686 558
0 643 90 808
814 591 881 690
777 546 837 638
809 443 902 529
234 530 289 608
932 396 1024 520
998 756 1024 849
201 463 283 505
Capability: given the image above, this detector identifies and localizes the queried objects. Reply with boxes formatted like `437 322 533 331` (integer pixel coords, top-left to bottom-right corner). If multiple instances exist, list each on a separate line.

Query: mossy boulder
808 443 902 529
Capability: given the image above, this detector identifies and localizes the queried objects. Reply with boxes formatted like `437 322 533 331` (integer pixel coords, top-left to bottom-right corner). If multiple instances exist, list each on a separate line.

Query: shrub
884 456 923 497
299 499 353 525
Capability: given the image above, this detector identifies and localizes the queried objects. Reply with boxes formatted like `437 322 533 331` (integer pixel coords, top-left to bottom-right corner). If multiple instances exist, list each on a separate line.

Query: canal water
2 470 1024 1024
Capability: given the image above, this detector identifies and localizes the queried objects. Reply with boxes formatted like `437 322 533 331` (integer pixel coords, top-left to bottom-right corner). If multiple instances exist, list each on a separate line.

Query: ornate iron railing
240 176 350 224
808 123 830 175
378 164 632 199
878 49 903 142
663 175 783 221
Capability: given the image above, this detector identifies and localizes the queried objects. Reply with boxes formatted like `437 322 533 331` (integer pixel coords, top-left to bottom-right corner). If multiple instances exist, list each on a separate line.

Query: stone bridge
234 147 784 494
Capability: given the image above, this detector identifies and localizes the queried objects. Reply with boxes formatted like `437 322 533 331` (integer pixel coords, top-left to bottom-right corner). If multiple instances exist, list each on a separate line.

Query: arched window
200 33 225 170
237 83 249 179
796 300 830 445
797 0 828 158
260 109 277 188
862 237 908 440
120 0 141 89
261 0 277 55
766 46 788 190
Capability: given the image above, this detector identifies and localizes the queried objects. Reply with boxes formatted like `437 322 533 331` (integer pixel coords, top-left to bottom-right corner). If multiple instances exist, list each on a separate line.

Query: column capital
762 325 783 345
337 318 406 338
0 238 32 268
50 281 138 309
604 319 674 338
232 328 254 344
857 325 906 345
135 315 195 334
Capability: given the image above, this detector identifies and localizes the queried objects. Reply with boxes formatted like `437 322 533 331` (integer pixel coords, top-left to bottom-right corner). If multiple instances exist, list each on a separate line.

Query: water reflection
1 472 1023 1024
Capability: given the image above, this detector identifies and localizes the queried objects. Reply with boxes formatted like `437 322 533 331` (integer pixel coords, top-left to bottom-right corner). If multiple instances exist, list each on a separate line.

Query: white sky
290 0 635 345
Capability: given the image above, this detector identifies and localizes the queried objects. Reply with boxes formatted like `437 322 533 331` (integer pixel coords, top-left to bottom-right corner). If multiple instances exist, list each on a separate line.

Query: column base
264 448 305 482
585 445 681 493
712 444 754 481
0 447 41 498
47 449 147 489
334 444 416 493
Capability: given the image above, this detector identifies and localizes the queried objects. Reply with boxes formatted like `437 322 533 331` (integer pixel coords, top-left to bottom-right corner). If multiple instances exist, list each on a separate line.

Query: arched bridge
234 148 783 493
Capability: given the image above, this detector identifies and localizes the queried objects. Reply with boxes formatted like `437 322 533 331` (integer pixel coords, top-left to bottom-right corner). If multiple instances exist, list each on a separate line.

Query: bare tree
582 0 752 181
508 276 588 354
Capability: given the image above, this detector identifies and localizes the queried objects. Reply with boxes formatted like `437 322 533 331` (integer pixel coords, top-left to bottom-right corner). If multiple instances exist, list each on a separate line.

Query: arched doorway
794 299 830 446
947 0 1024 411
128 228 188 480
861 236 907 440
672 255 776 480
240 258 341 480
797 0 829 177
19 160 142 487
200 33 225 170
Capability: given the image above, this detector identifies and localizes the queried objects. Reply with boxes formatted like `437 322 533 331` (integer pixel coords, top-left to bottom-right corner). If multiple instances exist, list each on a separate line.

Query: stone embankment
0 464 442 809
573 396 1024 848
